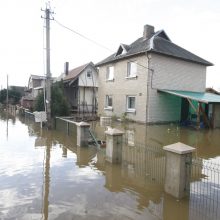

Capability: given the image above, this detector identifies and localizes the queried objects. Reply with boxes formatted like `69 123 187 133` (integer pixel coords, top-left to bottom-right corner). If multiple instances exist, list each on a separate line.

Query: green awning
159 90 220 104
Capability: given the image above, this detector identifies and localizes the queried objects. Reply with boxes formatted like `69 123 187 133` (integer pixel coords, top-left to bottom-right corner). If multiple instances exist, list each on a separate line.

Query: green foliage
34 92 45 111
34 82 70 117
0 89 22 104
111 114 118 121
51 82 70 117
121 112 128 122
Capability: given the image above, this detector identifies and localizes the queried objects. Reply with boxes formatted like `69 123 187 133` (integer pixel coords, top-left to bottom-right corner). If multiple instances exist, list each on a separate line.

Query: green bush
34 82 70 117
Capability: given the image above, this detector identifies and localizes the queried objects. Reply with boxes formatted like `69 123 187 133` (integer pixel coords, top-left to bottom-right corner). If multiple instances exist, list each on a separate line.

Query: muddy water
0 112 220 220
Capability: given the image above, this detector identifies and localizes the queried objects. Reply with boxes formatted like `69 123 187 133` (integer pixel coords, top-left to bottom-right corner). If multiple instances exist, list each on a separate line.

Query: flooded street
0 111 220 220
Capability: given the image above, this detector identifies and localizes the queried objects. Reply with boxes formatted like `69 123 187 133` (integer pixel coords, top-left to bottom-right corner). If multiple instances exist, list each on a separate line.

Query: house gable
62 62 98 88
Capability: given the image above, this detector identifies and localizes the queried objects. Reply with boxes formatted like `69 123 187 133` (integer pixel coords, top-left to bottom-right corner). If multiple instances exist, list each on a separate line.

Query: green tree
0 89 22 104
34 91 45 111
34 82 70 117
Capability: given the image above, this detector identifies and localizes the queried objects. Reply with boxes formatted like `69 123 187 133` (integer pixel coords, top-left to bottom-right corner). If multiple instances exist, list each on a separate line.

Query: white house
96 24 220 127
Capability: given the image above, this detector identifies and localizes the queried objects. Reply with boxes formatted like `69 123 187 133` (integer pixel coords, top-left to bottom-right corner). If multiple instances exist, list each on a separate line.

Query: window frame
87 70 92 78
106 66 114 81
127 61 137 78
105 95 113 110
126 96 136 112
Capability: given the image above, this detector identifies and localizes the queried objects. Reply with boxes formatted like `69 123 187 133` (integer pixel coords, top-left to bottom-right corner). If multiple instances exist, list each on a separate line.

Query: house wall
64 86 78 108
79 87 98 112
29 78 45 98
78 66 98 87
150 53 206 92
147 89 182 123
147 53 207 123
98 55 149 123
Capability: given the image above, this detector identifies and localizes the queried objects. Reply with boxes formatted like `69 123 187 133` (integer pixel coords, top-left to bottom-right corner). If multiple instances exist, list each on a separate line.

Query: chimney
64 62 69 76
143 24 155 39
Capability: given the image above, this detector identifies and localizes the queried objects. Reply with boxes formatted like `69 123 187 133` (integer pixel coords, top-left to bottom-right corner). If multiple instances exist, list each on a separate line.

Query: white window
106 66 114 81
105 95 113 109
87 70 92 78
127 96 136 112
127 61 137 78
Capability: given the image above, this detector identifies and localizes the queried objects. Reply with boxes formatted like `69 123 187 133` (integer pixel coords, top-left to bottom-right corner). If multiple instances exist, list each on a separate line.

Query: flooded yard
0 111 220 220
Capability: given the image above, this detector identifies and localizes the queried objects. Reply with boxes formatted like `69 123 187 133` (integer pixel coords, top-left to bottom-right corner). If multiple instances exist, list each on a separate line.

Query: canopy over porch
159 89 220 129
159 90 220 104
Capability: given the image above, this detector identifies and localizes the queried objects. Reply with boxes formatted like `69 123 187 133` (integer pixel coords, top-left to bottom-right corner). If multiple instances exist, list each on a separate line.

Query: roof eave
149 50 213 66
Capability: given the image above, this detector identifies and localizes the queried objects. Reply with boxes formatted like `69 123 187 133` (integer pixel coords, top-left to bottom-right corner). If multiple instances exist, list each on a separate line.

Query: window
127 61 137 78
105 95 113 109
127 96 136 112
87 70 92 78
106 66 114 81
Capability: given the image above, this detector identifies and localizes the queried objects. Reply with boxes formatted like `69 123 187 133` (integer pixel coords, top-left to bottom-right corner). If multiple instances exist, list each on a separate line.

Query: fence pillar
163 142 195 199
76 122 90 147
105 128 124 163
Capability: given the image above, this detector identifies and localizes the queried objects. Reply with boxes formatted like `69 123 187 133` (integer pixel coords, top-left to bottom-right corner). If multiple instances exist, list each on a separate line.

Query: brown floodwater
0 111 220 220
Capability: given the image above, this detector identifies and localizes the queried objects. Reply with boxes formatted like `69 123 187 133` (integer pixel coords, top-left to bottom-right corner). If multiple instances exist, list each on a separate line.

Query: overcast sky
0 0 219 89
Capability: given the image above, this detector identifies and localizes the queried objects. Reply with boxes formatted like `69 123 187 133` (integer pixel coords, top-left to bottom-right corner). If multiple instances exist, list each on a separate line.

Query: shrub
34 82 70 117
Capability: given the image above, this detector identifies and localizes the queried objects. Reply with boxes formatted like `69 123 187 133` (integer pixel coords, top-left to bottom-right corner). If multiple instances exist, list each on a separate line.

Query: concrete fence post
76 122 90 147
163 142 195 199
105 128 124 163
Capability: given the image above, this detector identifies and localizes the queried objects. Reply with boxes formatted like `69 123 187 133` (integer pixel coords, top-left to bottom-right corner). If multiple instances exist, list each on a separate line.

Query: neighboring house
206 87 220 95
21 75 46 109
26 74 46 98
61 62 98 114
96 24 220 127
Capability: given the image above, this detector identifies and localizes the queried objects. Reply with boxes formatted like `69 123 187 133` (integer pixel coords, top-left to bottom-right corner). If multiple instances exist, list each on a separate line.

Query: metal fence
55 117 77 135
189 157 220 220
122 138 166 185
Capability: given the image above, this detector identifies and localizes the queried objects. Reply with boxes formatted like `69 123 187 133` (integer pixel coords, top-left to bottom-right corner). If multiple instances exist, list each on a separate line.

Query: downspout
146 53 151 123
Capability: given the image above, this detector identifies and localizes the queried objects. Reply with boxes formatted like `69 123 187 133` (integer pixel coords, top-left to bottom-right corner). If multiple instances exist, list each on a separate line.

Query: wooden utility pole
6 74 9 111
42 5 53 128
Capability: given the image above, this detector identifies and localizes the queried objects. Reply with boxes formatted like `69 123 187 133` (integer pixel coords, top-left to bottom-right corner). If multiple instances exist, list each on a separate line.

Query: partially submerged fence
122 139 165 185
189 158 220 220
22 115 220 207
55 117 77 135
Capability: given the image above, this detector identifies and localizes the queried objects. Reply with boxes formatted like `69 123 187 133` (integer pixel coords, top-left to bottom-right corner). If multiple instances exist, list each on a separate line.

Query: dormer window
115 44 129 56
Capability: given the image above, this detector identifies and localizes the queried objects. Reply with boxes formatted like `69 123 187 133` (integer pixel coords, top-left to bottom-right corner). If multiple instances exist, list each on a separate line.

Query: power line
54 19 114 53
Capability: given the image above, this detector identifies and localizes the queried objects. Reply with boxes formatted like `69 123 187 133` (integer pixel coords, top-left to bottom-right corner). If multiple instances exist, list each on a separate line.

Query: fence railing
122 138 165 185
189 157 220 220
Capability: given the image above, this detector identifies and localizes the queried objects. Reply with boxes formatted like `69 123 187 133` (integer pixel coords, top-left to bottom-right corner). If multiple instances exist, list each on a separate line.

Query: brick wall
98 55 149 122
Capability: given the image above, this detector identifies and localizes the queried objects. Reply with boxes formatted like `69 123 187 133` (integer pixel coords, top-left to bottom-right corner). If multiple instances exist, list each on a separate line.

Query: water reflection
0 112 220 219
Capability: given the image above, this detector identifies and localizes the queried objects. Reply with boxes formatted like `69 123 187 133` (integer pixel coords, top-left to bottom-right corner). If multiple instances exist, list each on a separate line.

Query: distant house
206 87 220 95
21 75 46 109
26 75 46 98
96 24 220 127
60 62 98 115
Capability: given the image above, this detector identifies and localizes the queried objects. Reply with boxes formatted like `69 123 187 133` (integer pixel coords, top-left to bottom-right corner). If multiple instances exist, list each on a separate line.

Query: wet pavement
0 111 220 220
